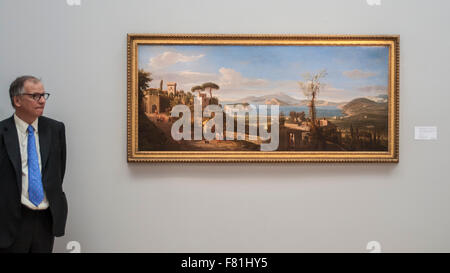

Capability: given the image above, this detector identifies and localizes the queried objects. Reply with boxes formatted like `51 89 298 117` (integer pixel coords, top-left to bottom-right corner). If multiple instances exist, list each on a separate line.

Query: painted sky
138 45 389 103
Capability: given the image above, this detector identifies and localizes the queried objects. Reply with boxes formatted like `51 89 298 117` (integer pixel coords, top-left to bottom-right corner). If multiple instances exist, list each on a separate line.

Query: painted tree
298 69 327 127
138 69 153 92
201 82 219 100
191 85 204 96
138 69 153 112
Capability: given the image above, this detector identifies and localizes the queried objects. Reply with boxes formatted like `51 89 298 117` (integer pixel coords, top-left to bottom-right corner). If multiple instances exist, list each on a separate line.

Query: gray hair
9 75 41 108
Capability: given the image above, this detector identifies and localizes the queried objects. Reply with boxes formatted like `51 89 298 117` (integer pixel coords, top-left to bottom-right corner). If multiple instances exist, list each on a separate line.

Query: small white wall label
415 126 438 140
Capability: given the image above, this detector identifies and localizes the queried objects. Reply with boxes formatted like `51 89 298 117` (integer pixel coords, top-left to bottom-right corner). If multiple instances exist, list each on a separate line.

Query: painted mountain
223 92 345 106
341 97 388 117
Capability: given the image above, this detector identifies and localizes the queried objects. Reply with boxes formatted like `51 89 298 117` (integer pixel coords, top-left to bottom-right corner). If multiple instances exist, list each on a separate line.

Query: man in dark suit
0 75 68 253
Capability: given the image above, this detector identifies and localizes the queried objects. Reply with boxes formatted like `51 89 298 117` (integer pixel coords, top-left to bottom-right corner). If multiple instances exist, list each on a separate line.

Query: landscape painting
127 34 399 162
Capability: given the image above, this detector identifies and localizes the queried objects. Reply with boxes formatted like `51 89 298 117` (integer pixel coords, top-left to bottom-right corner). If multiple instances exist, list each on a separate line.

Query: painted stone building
167 82 177 95
143 94 161 114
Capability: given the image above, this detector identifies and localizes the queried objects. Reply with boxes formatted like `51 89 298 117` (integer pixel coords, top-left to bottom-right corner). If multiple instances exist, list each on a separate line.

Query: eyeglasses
21 93 50 101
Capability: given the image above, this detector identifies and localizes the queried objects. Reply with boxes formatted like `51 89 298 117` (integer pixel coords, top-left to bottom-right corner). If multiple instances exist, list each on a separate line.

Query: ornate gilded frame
127 34 399 163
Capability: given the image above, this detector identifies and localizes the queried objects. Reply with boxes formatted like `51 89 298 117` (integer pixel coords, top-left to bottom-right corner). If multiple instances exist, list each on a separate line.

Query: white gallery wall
0 0 449 252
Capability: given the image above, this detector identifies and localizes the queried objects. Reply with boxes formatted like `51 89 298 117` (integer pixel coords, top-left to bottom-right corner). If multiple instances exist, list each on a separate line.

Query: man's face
15 80 46 119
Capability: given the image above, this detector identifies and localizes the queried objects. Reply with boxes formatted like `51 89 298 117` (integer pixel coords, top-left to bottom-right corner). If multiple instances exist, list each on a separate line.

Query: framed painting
127 34 399 163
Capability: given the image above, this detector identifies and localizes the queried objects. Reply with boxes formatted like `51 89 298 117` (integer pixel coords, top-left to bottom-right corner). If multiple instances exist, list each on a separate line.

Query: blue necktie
27 125 44 206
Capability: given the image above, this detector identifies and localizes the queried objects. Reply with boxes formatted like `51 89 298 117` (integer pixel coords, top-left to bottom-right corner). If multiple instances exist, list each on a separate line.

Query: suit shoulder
0 116 13 126
0 119 6 136
0 115 14 130
39 116 65 128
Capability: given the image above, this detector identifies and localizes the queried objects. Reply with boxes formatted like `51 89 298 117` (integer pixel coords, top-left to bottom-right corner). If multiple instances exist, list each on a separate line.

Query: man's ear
13 96 22 108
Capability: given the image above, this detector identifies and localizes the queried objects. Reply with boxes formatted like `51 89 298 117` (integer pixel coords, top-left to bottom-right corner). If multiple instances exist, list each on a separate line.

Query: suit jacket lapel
3 116 22 192
38 117 51 174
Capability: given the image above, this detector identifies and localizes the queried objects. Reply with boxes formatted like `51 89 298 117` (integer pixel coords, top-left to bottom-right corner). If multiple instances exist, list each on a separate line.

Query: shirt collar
14 113 39 134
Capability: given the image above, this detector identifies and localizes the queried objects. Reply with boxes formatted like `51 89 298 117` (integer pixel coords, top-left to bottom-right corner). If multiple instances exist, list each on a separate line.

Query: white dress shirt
14 114 49 210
